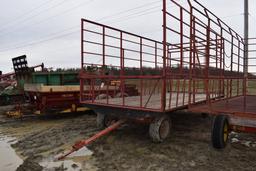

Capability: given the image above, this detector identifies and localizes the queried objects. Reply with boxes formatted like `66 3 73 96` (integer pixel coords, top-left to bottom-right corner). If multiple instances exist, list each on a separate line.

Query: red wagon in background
79 0 256 149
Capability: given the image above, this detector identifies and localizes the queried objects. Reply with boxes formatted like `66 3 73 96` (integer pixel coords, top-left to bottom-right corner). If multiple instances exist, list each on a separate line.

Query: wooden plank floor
190 95 256 127
190 95 256 114
95 93 207 110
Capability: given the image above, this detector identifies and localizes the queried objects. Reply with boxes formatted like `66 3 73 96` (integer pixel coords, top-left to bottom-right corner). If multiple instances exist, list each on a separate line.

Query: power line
0 0 95 39
105 1 185 30
111 8 160 23
101 4 161 24
96 0 161 22
0 25 79 51
0 0 69 35
222 13 243 19
0 0 54 31
0 0 160 39
0 0 159 37
0 0 171 53
97 0 184 23
0 0 96 50
0 30 78 53
0 8 163 54
30 0 95 26
0 0 162 52
1 1 187 54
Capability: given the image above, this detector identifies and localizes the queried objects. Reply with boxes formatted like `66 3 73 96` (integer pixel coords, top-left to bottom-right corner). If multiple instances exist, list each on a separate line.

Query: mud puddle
0 135 23 171
40 147 94 171
40 159 81 171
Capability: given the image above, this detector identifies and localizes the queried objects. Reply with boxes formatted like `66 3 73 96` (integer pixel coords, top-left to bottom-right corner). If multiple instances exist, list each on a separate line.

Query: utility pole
244 0 249 95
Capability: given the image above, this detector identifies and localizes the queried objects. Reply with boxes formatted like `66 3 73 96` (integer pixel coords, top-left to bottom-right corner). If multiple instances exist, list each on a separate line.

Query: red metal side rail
79 18 165 112
79 0 246 113
165 0 245 111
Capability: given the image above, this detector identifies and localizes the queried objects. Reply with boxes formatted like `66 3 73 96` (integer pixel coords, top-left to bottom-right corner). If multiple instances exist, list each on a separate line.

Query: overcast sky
0 0 255 73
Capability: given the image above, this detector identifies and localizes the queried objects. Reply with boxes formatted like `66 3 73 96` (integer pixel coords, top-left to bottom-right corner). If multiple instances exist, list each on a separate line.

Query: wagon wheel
211 115 229 149
96 112 117 129
149 115 171 143
114 92 128 98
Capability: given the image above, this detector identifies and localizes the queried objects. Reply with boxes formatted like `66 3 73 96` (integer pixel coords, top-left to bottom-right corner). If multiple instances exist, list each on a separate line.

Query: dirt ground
0 105 256 171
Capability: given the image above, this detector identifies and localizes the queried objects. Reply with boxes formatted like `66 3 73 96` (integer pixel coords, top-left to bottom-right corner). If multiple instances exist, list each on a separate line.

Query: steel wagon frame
79 0 256 148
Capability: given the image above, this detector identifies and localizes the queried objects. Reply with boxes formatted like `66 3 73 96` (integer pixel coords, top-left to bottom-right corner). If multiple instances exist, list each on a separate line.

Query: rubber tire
211 115 229 149
96 112 106 129
149 115 171 143
96 112 115 129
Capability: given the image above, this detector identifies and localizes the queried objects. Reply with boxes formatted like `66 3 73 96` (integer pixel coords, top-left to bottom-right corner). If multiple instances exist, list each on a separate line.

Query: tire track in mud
0 109 98 170
89 112 256 171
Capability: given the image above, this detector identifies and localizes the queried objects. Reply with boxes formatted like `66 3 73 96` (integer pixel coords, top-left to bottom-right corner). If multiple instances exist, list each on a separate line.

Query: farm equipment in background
4 66 87 117
0 55 44 106
22 71 86 116
6 64 139 118
0 72 16 105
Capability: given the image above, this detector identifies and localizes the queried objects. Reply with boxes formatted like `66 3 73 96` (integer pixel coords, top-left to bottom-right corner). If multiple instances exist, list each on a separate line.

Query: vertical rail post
81 19 84 71
180 7 184 74
102 26 106 66
176 7 183 108
155 42 158 69
80 19 84 102
230 35 234 98
102 26 109 103
215 34 218 69
180 7 186 107
192 17 196 103
122 49 125 106
162 0 167 111
140 38 143 107
120 32 125 106
168 47 173 109
215 35 218 98
216 18 224 98
237 41 241 96
221 38 225 97
188 0 193 107
205 20 211 104
219 37 223 96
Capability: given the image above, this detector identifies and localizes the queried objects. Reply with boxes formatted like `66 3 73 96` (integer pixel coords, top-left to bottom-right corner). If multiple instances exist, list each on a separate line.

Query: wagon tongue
56 119 126 160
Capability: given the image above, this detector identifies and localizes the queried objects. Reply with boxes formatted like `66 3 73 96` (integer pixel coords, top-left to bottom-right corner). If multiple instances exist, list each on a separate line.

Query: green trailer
20 71 89 116
6 70 90 118
31 71 79 86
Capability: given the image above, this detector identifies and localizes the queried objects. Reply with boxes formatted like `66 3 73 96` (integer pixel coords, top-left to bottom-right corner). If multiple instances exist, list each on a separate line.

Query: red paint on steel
231 125 256 133
162 0 167 112
0 72 15 80
140 38 143 108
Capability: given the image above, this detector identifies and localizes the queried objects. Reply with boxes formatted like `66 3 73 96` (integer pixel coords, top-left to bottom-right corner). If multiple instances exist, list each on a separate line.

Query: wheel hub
159 119 170 139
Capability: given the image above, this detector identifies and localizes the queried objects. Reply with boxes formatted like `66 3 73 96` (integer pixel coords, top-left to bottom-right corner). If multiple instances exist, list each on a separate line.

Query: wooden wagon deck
190 95 256 115
94 93 208 110
189 95 256 127
24 84 117 93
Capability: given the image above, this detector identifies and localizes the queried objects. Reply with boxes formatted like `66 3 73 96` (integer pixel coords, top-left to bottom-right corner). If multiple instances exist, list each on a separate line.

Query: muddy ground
0 105 256 171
